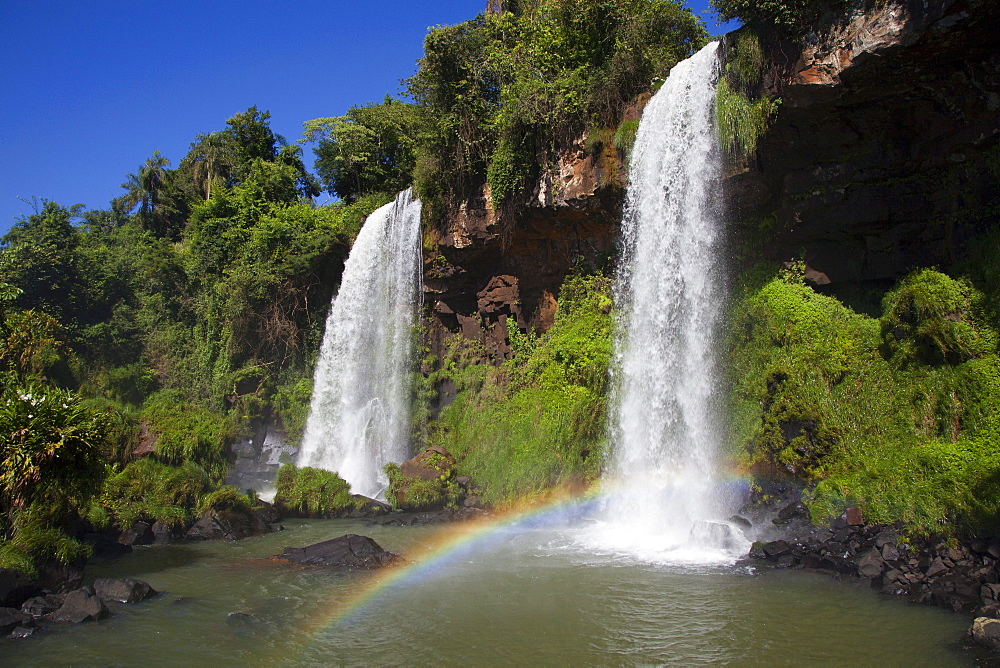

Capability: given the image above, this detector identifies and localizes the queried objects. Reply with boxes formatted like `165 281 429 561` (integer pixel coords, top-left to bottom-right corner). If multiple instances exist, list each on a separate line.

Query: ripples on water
0 519 978 666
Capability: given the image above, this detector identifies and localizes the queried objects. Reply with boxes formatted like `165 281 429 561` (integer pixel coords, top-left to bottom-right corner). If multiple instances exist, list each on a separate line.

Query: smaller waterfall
297 189 422 499
594 42 747 562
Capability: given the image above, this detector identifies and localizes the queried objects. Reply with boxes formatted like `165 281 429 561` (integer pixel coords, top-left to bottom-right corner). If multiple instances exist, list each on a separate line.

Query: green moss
384 462 458 511
273 464 354 517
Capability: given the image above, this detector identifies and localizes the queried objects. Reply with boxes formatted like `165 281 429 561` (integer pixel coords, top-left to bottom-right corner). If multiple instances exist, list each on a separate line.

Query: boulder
275 534 402 570
0 568 42 608
856 549 884 579
845 507 864 526
49 587 109 623
762 540 791 558
349 495 392 518
118 520 155 546
773 501 808 525
185 507 273 541
93 578 157 604
0 607 31 634
21 594 64 619
400 445 456 482
971 617 1000 651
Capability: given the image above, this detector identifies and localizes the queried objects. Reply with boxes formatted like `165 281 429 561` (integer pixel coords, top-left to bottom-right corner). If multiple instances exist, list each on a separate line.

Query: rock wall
727 0 999 301
423 134 626 362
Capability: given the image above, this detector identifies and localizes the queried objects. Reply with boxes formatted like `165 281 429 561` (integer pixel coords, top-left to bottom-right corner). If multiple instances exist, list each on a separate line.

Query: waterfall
600 42 745 560
297 189 422 499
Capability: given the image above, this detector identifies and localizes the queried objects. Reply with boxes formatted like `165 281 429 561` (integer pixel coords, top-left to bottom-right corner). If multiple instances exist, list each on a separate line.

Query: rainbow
287 487 599 643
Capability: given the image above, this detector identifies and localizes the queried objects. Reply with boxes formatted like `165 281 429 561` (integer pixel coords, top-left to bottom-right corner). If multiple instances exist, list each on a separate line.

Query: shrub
140 390 235 481
101 458 210 528
196 485 255 516
273 464 354 517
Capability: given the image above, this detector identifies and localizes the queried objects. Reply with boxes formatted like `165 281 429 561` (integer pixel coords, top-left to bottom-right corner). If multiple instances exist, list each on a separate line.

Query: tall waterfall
601 42 743 559
297 189 422 499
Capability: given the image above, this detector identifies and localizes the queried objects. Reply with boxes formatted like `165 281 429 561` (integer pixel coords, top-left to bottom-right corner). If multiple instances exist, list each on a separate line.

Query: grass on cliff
427 273 613 507
728 264 1000 536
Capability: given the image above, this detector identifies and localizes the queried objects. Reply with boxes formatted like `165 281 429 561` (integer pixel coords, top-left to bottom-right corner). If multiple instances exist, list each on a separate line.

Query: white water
297 189 422 499
589 42 747 562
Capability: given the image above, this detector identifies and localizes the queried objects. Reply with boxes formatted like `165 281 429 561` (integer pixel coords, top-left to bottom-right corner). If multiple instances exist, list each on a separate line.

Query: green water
0 519 979 665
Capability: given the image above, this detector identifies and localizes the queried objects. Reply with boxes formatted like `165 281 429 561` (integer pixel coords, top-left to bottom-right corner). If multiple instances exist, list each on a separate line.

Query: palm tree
113 151 172 235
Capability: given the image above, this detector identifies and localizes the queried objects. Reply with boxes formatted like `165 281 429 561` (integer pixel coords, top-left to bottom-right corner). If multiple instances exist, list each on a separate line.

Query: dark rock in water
186 506 274 541
350 495 392 518
762 540 790 558
276 534 402 570
93 578 157 604
972 617 1000 650
0 607 31 634
728 515 753 531
856 549 884 578
119 520 155 546
9 625 34 638
151 520 183 544
49 587 109 623
0 569 42 608
84 530 132 557
21 594 64 619
227 611 258 628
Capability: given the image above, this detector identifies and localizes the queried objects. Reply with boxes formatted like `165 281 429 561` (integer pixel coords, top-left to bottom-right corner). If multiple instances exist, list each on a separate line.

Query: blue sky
0 1 735 234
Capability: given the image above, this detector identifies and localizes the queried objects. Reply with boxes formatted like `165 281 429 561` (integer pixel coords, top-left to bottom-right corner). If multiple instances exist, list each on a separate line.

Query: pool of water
0 518 980 665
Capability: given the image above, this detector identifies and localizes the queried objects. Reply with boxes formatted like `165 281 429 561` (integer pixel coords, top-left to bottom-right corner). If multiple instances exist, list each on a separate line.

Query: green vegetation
716 31 779 157
426 273 613 506
728 265 1000 536
101 459 210 529
711 0 854 34
273 464 355 517
407 0 707 225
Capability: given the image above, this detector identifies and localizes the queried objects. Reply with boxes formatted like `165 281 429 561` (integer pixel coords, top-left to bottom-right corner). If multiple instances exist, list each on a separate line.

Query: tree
302 97 422 202
0 201 86 327
113 150 184 237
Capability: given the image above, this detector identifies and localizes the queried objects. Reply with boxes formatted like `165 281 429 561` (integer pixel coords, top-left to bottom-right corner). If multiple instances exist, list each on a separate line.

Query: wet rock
773 502 808 525
49 587 109 623
9 625 35 638
972 617 1000 650
0 569 42 608
93 577 157 604
856 549 884 578
762 540 790 558
349 495 392 518
728 515 753 531
0 607 31 634
119 520 155 546
874 531 898 549
151 520 183 544
185 506 274 541
21 594 64 619
275 534 402 570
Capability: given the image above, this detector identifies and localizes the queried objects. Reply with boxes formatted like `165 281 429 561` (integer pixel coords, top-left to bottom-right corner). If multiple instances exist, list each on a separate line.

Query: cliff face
422 0 999 354
728 0 1000 295
423 135 626 361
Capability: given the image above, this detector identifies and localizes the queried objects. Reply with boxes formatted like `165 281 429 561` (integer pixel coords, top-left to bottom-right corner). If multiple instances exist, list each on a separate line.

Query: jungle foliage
425 273 613 506
406 0 707 225
728 264 1000 537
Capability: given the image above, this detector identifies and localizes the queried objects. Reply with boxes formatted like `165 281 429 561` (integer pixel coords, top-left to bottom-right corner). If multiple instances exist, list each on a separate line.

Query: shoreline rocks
744 503 1000 652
